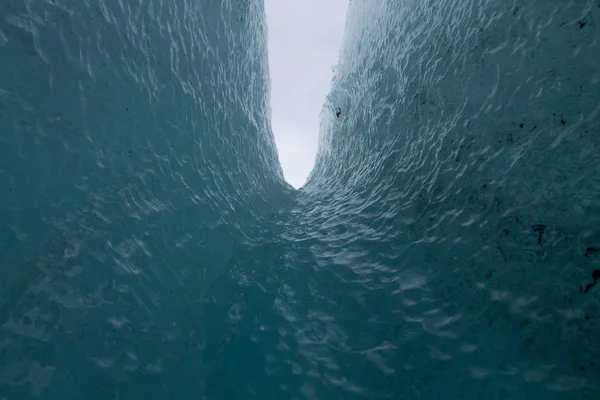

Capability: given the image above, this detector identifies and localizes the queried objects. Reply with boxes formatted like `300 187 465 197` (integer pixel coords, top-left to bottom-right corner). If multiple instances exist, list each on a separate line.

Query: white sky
265 0 348 189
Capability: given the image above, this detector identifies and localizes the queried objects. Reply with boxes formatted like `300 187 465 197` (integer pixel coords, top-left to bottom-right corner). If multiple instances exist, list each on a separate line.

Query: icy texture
1 0 599 399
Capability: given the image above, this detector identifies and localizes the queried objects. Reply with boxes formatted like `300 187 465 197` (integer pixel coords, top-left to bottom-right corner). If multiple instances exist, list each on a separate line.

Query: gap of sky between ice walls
265 0 348 189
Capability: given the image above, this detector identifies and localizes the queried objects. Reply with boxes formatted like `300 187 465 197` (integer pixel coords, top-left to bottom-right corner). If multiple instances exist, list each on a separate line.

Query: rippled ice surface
1 0 599 398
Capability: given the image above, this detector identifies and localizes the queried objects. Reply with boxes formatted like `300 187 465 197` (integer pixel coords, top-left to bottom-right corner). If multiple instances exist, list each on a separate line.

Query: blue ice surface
0 0 599 398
